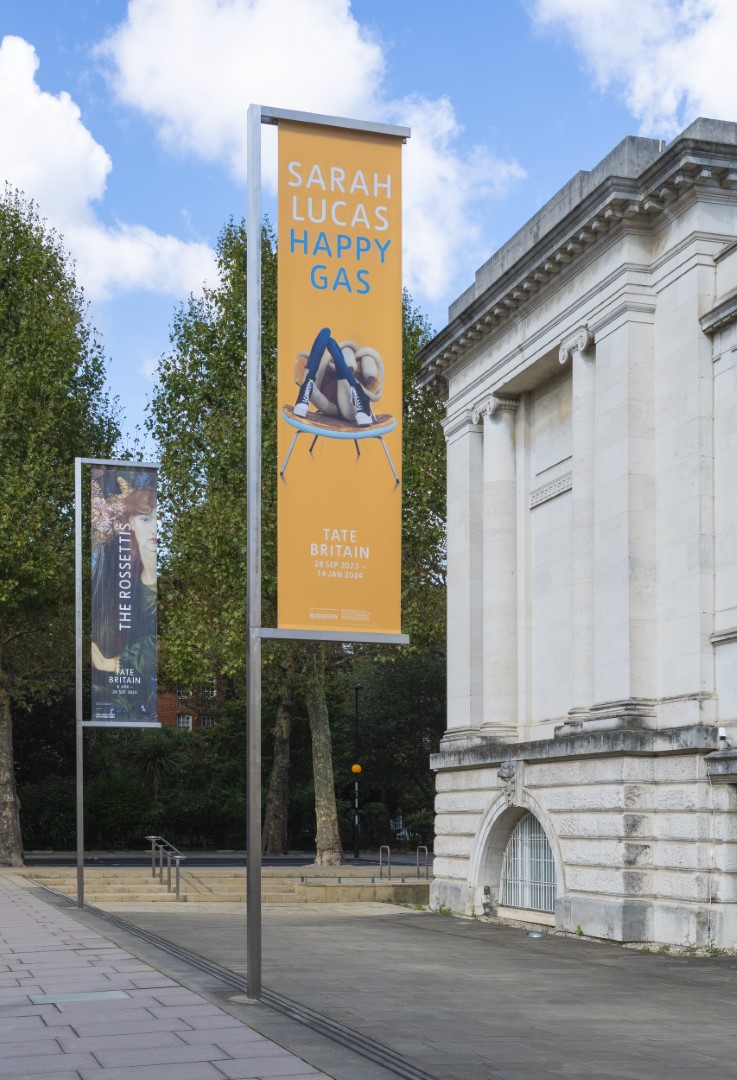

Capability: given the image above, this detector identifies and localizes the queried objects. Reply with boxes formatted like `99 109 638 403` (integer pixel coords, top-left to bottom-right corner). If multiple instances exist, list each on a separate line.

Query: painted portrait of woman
90 467 158 724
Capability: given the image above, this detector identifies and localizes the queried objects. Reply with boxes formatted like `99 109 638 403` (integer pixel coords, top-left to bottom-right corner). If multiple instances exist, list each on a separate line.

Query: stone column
443 409 484 738
592 313 656 719
475 396 519 738
560 328 595 717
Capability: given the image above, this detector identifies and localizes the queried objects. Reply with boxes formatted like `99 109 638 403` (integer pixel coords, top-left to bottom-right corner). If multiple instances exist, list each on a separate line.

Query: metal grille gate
500 813 556 912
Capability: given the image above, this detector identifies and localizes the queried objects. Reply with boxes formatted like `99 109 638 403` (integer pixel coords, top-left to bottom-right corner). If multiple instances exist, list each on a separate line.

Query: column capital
442 407 483 442
472 396 519 425
559 326 594 365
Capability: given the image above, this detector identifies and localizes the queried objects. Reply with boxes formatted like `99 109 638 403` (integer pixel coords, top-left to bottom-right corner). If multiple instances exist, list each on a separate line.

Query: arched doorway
471 799 562 919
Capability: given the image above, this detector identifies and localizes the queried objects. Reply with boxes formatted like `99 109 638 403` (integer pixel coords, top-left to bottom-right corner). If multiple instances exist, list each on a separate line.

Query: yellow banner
277 120 402 633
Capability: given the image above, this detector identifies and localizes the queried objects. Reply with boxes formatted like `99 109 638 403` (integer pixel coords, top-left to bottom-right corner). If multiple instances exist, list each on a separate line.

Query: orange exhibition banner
277 120 403 634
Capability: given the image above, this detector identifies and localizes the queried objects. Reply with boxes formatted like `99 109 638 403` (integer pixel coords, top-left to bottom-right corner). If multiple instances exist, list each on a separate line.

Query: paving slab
0 875 334 1080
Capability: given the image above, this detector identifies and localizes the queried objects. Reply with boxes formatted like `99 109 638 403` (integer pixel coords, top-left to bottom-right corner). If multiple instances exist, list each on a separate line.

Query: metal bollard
416 845 429 879
159 844 164 883
379 844 391 880
148 836 157 878
174 857 182 901
166 853 172 892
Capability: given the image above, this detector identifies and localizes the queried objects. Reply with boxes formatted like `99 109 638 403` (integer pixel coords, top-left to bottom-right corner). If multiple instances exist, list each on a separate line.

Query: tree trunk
0 684 24 866
261 683 292 855
305 645 343 866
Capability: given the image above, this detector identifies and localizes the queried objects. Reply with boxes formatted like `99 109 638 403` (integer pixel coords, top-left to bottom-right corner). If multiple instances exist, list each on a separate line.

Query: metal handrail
379 844 391 879
145 835 186 901
416 845 430 879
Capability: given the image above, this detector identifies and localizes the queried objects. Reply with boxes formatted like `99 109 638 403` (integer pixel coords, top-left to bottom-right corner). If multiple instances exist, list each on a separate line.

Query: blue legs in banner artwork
294 327 374 425
293 327 330 417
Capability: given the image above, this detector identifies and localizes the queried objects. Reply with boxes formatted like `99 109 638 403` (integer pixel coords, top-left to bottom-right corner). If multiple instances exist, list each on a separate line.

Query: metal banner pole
74 457 84 908
246 102 263 1001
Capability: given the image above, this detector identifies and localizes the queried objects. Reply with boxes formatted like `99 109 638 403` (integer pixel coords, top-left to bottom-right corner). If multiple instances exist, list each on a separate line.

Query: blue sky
1 0 732 441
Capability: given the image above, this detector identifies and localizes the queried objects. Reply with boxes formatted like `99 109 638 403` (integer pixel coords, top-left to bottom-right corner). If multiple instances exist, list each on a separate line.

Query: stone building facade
418 118 737 947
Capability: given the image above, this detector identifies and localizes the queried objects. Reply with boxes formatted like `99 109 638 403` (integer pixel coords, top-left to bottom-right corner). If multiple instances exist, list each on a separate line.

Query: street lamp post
353 684 362 860
351 763 362 860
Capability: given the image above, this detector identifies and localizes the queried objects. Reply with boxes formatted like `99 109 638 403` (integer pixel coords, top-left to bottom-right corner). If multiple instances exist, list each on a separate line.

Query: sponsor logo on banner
277 121 403 634
90 466 158 724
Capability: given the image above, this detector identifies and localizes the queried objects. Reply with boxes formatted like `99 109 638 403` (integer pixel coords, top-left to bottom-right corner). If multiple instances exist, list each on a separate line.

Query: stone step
81 893 180 903
184 894 245 903
62 878 166 886
37 881 170 893
28 868 430 906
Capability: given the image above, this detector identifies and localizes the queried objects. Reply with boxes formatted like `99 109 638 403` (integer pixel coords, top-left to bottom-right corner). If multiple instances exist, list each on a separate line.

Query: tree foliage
329 652 446 827
400 294 446 650
0 188 120 865
149 219 277 691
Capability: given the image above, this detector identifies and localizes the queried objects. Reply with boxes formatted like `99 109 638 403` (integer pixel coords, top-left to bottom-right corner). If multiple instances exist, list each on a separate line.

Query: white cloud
140 355 159 381
0 36 111 220
69 221 217 301
98 0 524 312
0 34 216 301
532 0 737 138
395 95 526 302
97 0 385 184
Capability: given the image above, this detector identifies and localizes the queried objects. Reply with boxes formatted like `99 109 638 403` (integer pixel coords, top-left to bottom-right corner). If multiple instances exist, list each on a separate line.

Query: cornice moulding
700 291 737 336
417 132 737 392
430 723 717 772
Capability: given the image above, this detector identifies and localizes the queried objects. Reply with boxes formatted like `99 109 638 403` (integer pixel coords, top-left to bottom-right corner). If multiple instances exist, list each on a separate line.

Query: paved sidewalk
8 871 737 1080
102 900 737 1080
0 875 329 1080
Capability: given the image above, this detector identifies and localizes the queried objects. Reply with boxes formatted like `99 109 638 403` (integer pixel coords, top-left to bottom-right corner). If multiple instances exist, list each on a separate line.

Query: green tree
131 729 181 799
261 672 294 854
304 644 343 864
150 219 276 689
400 292 446 650
149 220 305 851
0 189 120 865
331 652 446 824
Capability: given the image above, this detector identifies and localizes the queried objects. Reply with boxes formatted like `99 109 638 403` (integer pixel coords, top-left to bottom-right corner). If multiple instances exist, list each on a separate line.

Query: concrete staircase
28 865 430 906
29 868 180 904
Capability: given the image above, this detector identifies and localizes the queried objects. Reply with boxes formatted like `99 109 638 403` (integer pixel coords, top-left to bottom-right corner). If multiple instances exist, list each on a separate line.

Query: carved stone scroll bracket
559 326 594 365
472 396 519 425
497 759 521 808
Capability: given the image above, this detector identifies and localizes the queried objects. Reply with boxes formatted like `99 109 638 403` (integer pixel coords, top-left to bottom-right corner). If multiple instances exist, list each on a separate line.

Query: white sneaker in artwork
350 383 373 426
294 377 315 417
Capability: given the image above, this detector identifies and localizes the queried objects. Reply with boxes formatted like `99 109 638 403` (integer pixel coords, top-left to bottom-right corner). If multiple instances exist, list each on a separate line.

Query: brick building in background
158 681 217 733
